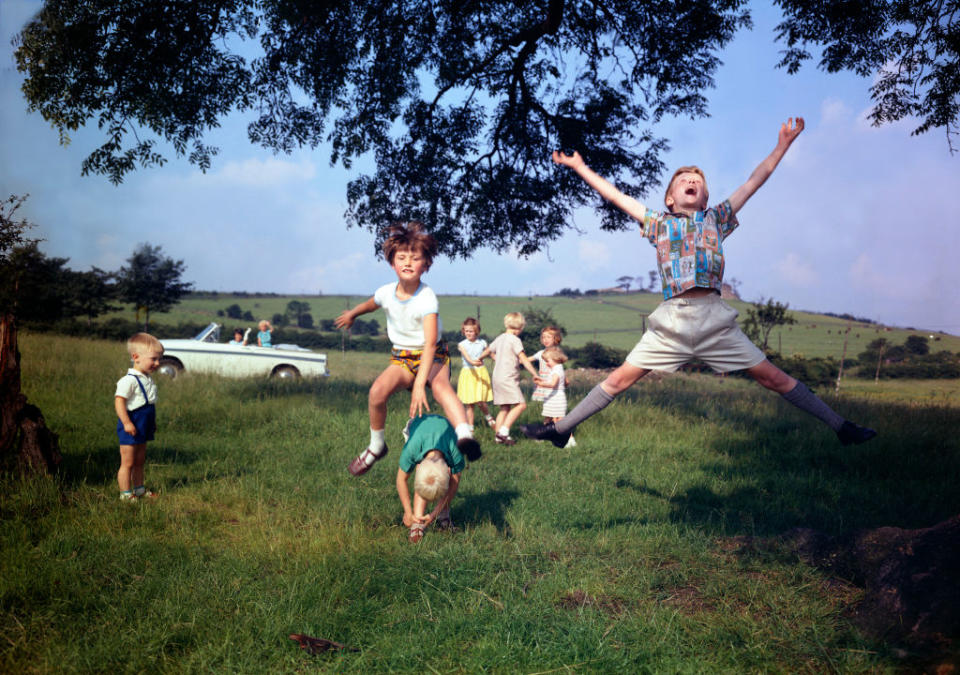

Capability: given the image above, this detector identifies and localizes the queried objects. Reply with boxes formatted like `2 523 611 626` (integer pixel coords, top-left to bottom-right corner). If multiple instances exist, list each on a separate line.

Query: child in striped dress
533 346 576 448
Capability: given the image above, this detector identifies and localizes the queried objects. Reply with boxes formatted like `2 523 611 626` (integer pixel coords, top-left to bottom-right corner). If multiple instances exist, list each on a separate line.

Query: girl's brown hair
541 325 563 344
382 221 438 270
462 317 481 332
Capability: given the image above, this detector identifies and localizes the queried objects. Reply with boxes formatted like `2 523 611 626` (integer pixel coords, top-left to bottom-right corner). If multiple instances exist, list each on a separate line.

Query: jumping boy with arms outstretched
335 222 481 475
524 118 876 448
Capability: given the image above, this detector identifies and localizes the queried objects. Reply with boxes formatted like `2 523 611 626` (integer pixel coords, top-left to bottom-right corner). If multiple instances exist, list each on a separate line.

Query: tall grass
3 333 958 672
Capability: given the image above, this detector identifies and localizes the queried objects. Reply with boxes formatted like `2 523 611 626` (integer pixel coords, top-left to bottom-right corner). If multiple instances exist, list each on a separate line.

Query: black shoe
520 422 571 449
457 437 482 461
837 420 877 446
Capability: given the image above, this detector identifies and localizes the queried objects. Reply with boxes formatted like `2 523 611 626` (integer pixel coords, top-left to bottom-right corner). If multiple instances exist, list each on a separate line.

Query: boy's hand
409 384 430 418
779 117 805 148
123 422 137 435
403 512 415 527
551 150 585 169
333 310 353 330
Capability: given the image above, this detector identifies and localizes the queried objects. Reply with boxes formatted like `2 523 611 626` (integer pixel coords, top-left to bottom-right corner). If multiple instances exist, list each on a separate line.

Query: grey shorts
626 294 766 373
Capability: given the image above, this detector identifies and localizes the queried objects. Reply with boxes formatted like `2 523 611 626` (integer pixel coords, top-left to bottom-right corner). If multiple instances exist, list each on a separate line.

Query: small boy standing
115 333 163 501
479 312 539 445
396 414 465 543
335 222 481 475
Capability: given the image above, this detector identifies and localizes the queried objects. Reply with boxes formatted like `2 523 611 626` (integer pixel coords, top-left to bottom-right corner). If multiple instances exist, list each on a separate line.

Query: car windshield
193 323 221 343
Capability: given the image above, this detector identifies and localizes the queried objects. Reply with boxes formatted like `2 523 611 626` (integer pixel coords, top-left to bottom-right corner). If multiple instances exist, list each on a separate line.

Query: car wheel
157 358 183 379
273 366 300 380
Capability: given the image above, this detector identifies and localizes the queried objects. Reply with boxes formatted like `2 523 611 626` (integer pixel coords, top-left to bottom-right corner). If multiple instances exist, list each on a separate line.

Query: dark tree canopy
116 244 193 331
13 1 957 258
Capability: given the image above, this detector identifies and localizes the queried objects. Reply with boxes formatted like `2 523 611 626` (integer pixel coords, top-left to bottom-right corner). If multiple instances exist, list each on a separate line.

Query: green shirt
398 414 465 474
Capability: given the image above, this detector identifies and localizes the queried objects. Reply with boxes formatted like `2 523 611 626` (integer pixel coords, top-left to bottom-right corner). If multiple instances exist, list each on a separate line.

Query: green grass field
3 332 959 672
105 291 960 361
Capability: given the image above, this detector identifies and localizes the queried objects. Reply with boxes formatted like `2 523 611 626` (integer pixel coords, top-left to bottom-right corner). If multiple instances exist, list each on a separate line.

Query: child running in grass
397 414 464 543
479 312 539 445
532 346 575 448
335 222 481 476
530 326 576 447
115 333 163 502
457 317 496 432
524 117 876 448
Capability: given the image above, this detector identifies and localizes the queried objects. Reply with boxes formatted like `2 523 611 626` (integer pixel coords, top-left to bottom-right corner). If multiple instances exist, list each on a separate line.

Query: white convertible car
158 323 328 379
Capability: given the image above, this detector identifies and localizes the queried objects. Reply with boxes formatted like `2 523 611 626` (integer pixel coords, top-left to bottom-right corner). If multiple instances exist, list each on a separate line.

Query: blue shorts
117 404 156 445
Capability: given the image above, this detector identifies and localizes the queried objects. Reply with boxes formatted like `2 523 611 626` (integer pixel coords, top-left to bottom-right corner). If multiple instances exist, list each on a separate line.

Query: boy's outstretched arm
728 117 804 214
334 297 378 330
552 151 648 223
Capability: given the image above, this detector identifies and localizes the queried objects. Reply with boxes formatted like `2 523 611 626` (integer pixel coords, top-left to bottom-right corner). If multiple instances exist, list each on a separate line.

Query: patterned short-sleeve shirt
641 200 738 299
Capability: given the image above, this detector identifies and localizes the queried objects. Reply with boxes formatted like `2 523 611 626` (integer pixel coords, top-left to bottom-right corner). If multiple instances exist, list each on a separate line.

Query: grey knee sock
556 384 615 434
780 381 844 431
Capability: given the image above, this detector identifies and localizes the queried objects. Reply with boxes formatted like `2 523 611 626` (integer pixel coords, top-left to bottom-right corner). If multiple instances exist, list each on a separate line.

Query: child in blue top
115 332 163 501
256 320 273 347
396 414 465 542
335 222 481 476
524 118 876 449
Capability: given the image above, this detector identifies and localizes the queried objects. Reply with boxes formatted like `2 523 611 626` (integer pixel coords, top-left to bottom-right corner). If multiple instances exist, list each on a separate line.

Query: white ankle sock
454 423 473 440
369 428 385 454
498 426 510 437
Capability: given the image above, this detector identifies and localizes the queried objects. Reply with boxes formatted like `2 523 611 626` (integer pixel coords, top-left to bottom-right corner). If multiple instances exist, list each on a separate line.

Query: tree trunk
0 313 61 474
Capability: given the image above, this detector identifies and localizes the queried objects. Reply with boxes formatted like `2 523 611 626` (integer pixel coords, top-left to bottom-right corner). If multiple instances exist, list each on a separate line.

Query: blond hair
382 221 438 270
414 451 450 502
664 165 709 209
541 326 563 344
126 333 162 357
542 345 567 364
504 312 525 331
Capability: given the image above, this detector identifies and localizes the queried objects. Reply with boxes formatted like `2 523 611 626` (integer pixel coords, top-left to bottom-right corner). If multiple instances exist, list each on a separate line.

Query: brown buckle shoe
348 445 387 476
494 433 516 446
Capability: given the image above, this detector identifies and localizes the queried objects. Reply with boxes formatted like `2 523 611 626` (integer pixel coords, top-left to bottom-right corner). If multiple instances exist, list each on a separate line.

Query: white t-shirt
374 281 442 350
115 369 158 410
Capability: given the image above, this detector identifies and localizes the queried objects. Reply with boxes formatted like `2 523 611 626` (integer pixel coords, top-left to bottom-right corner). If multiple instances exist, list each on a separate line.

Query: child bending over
115 333 163 502
335 222 481 475
524 118 876 448
397 415 464 543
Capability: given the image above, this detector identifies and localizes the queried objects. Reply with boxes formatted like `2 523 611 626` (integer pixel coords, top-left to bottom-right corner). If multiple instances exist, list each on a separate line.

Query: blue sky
2 0 958 334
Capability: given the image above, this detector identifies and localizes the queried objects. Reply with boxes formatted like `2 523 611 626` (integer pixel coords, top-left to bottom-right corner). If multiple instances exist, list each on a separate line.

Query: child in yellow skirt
456 318 495 431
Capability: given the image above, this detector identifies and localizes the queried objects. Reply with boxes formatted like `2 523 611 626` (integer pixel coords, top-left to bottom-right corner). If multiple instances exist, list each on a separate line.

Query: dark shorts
117 404 156 445
390 342 450 377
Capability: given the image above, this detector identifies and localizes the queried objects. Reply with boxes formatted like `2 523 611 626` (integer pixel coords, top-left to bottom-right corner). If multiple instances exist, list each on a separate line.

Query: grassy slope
2 333 958 672
105 291 960 361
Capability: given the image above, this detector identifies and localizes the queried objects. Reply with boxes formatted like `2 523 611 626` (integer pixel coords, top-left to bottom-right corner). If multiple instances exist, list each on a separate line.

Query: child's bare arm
115 396 136 436
534 373 560 388
728 117 804 213
410 313 439 417
396 468 416 527
518 352 538 377
552 150 647 223
334 297 378 330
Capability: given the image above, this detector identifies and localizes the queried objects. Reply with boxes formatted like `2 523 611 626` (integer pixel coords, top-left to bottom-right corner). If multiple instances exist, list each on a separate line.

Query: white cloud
776 252 818 288
577 240 611 271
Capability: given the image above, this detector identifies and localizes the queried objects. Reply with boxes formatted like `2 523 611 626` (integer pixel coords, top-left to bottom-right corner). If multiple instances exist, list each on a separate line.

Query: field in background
106 291 960 361
2 332 958 672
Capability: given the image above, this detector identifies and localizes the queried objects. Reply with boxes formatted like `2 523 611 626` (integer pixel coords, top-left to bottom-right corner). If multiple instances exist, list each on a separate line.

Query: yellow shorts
626 293 766 373
390 342 451 376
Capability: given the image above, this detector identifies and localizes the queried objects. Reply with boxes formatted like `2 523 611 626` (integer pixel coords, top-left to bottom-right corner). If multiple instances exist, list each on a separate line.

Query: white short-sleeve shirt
115 369 158 410
373 282 442 350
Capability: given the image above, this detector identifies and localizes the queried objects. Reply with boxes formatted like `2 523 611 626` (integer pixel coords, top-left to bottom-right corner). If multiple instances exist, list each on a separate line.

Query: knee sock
780 381 844 432
555 384 614 434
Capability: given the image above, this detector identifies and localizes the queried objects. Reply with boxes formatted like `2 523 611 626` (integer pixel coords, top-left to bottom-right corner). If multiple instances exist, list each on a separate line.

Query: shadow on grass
611 382 960 537
455 489 520 533
56 443 255 490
